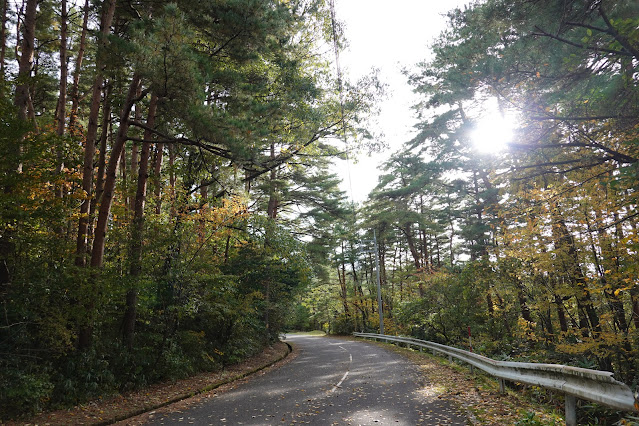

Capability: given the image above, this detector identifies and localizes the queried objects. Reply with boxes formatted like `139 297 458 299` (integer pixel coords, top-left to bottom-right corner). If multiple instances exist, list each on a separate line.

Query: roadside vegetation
296 0 639 415
2 0 639 422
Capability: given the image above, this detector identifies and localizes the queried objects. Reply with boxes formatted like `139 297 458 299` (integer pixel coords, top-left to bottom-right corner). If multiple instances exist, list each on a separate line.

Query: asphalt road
146 335 468 425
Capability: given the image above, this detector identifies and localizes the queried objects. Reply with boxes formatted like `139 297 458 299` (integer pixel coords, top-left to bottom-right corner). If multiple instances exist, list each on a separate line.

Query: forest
1 0 638 420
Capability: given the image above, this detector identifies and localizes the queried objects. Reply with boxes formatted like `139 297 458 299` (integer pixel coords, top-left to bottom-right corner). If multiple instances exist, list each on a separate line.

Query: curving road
146 335 468 425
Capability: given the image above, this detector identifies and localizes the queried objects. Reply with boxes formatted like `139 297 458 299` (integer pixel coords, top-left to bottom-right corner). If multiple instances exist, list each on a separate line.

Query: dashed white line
329 346 353 393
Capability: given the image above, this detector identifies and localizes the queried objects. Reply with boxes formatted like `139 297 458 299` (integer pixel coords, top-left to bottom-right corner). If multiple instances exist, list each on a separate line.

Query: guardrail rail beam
354 332 638 426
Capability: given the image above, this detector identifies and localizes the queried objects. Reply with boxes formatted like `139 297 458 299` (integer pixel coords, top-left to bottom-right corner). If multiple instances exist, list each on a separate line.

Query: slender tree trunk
338 243 350 320
631 289 639 330
553 292 569 332
123 93 158 350
514 280 533 323
54 0 68 202
68 0 89 131
198 179 208 243
128 87 142 211
0 0 35 284
55 0 67 136
550 204 600 335
169 144 176 217
0 0 8 75
401 223 421 270
91 74 141 269
88 82 112 247
266 142 279 219
153 143 164 214
119 143 128 213
14 0 37 125
587 209 628 334
75 0 118 268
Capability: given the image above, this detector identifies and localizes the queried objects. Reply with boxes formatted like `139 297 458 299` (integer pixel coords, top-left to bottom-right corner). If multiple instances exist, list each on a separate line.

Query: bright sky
332 0 470 203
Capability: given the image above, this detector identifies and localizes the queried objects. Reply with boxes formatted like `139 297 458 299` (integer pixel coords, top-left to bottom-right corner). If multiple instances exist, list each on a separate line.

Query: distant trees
313 0 639 396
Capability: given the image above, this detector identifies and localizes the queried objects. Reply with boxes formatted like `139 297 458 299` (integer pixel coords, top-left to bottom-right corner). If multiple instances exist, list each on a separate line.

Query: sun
470 105 515 154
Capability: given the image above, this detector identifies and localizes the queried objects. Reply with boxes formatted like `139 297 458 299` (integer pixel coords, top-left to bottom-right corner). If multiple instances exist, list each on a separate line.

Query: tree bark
550 203 600 335
153 143 164 214
53 0 68 202
68 0 89 131
14 0 37 125
0 0 8 75
55 0 67 136
91 74 141 269
266 142 279 219
123 93 158 350
75 0 118 267
169 144 176 217
88 82 112 247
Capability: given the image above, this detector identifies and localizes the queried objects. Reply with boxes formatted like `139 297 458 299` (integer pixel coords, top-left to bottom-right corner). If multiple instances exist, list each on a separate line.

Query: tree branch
598 7 639 60
532 26 632 57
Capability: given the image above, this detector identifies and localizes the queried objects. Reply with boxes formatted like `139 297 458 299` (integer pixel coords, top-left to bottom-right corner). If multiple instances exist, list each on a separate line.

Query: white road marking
329 346 353 393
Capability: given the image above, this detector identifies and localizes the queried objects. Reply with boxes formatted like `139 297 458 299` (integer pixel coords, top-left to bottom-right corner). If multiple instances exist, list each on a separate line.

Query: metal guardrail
354 332 638 425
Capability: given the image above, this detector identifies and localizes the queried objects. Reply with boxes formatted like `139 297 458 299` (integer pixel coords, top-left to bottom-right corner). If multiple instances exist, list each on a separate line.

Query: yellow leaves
535 71 540 78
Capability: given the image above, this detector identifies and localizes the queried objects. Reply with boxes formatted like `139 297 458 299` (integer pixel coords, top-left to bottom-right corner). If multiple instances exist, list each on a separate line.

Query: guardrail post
565 394 577 426
499 378 505 394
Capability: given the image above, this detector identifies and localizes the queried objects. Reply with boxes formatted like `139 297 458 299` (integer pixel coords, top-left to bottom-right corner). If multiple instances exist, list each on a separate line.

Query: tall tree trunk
401 223 421 270
14 0 37 125
128 87 142 212
75 0 118 268
91 74 141 269
400 224 423 296
198 179 208 243
0 0 8 75
631 288 639 330
153 143 164 214
1 0 36 286
119 143 128 213
88 82 112 247
515 280 533 323
338 243 350 320
54 0 68 201
68 0 89 131
266 142 279 219
78 74 137 350
123 93 158 350
55 0 67 136
550 204 600 335
169 144 176 218
554 293 569 332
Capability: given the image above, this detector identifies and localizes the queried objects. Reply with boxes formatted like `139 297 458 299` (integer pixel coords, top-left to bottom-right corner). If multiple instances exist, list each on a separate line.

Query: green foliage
286 303 312 331
0 368 54 418
0 0 369 418
514 412 552 426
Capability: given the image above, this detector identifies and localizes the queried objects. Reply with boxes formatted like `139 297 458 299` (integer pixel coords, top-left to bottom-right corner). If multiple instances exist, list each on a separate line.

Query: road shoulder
349 336 564 425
